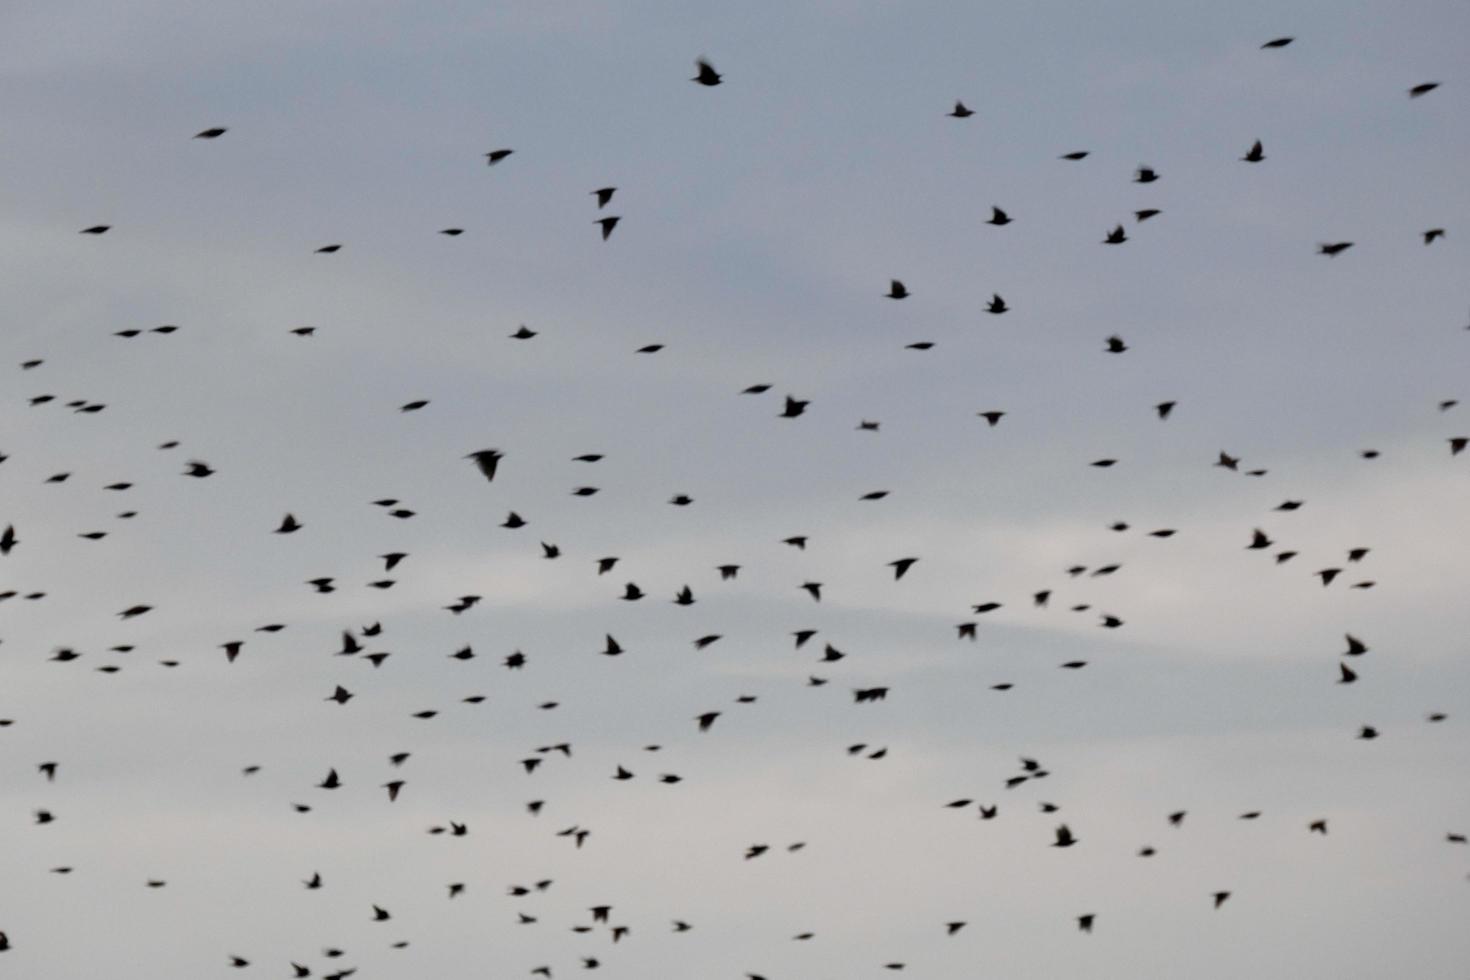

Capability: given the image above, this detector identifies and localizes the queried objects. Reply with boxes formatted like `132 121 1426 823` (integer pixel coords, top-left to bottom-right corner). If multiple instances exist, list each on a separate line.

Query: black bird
1136 208 1162 221
275 513 301 534
1052 824 1078 847
0 525 15 555
1104 225 1127 244
949 101 974 118
467 449 503 482
886 279 909 299
987 207 1012 226
183 460 215 477
1134 166 1159 183
1060 151 1089 160
1105 335 1127 352
1408 82 1439 98
692 58 722 86
889 557 918 580
1318 242 1353 256
595 216 621 240
1261 37 1294 48
986 294 1008 314
80 225 111 234
194 127 227 138
592 187 616 208
1424 228 1446 244
780 396 809 418
1242 140 1265 162
485 149 514 164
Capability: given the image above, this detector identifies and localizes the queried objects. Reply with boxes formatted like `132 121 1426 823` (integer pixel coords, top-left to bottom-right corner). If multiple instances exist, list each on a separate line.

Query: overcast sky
1 1 1468 977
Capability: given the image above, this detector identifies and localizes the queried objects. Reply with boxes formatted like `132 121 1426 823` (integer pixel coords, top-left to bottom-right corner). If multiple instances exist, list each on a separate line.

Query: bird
485 149 514 164
595 216 621 240
1104 225 1127 244
692 58 722 86
1105 335 1127 352
466 449 503 481
1424 228 1446 244
592 187 616 208
1261 37 1294 48
0 525 15 555
1318 242 1353 256
987 206 1012 225
949 101 974 118
1052 824 1077 847
780 396 810 418
888 557 918 580
194 127 227 139
1242 140 1265 162
274 513 302 533
1408 82 1439 98
886 279 909 299
1134 166 1159 183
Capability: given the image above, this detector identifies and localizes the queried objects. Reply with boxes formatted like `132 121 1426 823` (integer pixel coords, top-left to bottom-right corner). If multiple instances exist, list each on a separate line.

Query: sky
1 0 1468 977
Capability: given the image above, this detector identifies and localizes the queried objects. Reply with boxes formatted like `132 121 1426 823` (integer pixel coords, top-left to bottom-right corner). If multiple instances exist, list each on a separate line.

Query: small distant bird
595 216 621 240
1213 891 1231 909
1261 37 1294 48
1060 151 1089 160
1136 208 1162 221
183 460 215 477
440 228 463 235
0 525 15 555
978 410 1005 426
1242 140 1265 162
1155 401 1176 419
987 206 1012 226
1104 225 1127 244
886 279 909 299
1423 228 1446 244
780 396 809 418
692 59 722 86
194 127 227 139
315 244 341 253
949 101 974 118
1318 242 1353 256
485 149 514 164
888 557 918 580
466 449 503 482
1134 166 1159 183
275 513 301 534
592 187 616 208
80 225 111 234
1053 824 1078 847
1077 914 1094 933
1408 82 1439 98
1105 335 1127 352
986 294 1008 314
